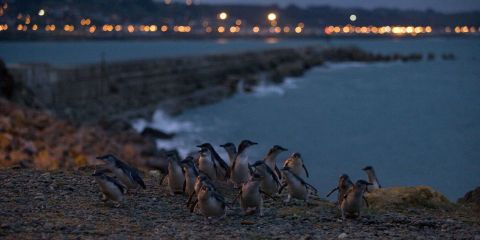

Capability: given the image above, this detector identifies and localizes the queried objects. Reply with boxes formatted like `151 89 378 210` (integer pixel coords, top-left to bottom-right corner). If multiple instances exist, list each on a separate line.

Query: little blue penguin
279 166 318 205
196 185 227 219
181 156 199 197
219 142 237 168
326 174 354 207
96 154 146 193
92 169 125 207
231 140 258 188
251 160 281 196
167 152 185 196
283 152 309 178
198 143 230 180
263 145 288 179
340 180 372 219
234 173 266 216
362 166 381 190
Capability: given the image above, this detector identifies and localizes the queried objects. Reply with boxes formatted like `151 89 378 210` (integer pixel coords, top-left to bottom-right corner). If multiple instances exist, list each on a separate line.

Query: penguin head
181 156 194 166
339 174 350 181
267 145 288 156
281 166 292 173
197 143 212 149
96 154 117 164
355 180 372 190
362 166 374 171
291 152 302 160
220 142 236 152
238 140 258 153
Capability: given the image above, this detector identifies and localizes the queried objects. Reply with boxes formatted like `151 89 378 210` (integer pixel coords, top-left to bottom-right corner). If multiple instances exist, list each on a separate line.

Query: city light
127 25 135 33
218 12 228 20
32 24 38 31
217 26 225 33
161 25 168 32
283 26 290 33
350 14 357 22
235 19 242 26
267 13 277 21
38 9 45 16
295 26 302 33
252 26 260 33
89 26 96 33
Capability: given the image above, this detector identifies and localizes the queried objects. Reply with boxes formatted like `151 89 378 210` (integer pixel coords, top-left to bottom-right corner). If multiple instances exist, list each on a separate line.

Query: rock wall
9 46 422 122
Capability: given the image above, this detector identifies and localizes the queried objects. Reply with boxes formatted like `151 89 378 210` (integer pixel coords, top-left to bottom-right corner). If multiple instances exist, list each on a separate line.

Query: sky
196 0 480 13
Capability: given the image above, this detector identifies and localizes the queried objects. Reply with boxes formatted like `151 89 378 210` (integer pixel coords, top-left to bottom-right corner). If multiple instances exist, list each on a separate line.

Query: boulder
141 127 175 139
365 186 454 210
458 187 480 212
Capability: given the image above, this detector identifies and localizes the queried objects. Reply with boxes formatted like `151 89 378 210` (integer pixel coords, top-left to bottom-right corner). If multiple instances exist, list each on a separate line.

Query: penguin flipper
190 199 198 213
278 184 287 194
187 191 196 207
363 196 369 208
326 187 339 197
274 165 282 180
231 189 242 205
159 175 167 185
260 190 277 201
302 164 309 178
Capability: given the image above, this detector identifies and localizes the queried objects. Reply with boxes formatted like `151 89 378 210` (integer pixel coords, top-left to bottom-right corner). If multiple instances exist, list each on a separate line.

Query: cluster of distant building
0 0 479 38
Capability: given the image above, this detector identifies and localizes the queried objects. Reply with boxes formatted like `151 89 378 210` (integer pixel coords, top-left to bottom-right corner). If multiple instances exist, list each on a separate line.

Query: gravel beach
1 167 478 239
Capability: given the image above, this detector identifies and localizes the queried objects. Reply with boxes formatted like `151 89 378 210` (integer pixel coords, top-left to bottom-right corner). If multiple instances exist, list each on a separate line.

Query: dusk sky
197 0 480 13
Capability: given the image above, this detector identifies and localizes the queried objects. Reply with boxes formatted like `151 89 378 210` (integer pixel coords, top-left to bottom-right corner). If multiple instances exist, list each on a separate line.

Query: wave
252 78 298 97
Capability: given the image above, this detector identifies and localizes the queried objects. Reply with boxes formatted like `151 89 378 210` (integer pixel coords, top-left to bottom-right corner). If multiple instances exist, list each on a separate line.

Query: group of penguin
93 140 382 220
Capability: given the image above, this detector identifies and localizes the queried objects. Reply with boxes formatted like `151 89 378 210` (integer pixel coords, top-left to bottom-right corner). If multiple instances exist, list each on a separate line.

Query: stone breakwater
9 46 424 122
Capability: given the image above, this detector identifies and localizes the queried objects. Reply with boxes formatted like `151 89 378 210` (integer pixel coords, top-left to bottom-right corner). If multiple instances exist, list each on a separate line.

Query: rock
338 233 348 239
141 127 175 140
458 187 480 212
365 186 454 210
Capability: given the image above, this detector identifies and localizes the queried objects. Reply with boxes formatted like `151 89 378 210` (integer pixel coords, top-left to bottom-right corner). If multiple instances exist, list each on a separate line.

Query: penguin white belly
199 157 216 180
232 161 249 185
200 197 224 217
288 180 308 200
342 194 362 215
241 186 261 208
98 180 123 202
168 167 184 192
113 168 135 189
185 174 196 195
260 175 278 195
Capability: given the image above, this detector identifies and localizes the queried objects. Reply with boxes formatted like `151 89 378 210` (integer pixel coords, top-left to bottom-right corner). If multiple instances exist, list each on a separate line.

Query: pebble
338 233 348 239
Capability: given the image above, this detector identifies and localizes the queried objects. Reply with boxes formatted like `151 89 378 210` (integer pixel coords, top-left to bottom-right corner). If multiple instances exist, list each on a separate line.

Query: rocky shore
0 168 478 239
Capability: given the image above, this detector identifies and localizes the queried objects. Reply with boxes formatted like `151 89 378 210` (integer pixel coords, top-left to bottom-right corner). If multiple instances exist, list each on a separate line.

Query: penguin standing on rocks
279 166 318 205
340 180 372 219
92 169 125 207
196 185 227 219
231 140 258 188
326 174 354 206
263 145 288 179
167 152 185 196
181 156 199 197
232 173 273 216
362 166 381 190
96 154 146 193
251 160 281 196
219 142 237 168
187 172 216 212
197 143 230 181
283 152 309 178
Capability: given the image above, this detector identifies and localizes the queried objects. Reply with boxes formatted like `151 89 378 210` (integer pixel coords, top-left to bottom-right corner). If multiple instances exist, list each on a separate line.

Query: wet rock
458 187 480 212
141 127 175 140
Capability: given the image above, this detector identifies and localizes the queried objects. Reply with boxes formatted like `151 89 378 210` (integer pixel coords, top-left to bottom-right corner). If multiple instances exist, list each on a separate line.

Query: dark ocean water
134 38 480 200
